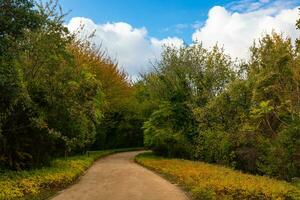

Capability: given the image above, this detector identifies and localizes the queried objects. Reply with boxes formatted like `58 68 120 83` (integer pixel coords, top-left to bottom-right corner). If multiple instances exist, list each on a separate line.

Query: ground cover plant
136 152 300 200
0 148 141 200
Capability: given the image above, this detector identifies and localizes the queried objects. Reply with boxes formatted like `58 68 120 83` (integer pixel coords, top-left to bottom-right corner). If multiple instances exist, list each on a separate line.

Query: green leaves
250 101 274 120
0 0 117 169
140 25 300 180
141 44 234 158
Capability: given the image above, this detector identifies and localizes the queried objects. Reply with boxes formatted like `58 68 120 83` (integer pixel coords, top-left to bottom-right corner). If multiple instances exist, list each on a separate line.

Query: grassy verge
0 148 143 200
294 180 300 188
135 152 300 200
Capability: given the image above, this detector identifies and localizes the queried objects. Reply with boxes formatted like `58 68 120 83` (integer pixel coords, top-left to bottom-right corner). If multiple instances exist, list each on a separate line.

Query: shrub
194 130 234 166
144 127 191 158
253 119 300 181
143 103 193 158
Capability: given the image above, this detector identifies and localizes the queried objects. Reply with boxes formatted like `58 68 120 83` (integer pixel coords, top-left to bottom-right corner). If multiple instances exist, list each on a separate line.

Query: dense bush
194 130 234 166
136 153 300 200
141 45 233 158
143 102 193 158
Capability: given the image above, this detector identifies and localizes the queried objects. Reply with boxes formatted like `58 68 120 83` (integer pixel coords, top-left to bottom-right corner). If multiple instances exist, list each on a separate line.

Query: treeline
140 22 300 180
0 0 143 170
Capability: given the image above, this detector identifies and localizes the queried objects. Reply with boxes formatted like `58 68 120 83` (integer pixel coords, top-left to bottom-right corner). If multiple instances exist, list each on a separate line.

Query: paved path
52 151 189 200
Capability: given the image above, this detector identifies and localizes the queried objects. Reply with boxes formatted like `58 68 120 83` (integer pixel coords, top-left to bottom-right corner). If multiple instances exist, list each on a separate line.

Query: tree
0 0 43 169
0 0 106 169
143 44 234 158
141 30 300 180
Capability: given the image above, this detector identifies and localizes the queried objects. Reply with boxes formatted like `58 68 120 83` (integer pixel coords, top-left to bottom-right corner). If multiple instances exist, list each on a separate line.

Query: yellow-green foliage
136 153 300 200
0 149 137 200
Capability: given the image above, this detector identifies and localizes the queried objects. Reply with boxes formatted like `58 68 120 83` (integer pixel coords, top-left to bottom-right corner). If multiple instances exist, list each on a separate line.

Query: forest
0 0 299 193
0 0 144 170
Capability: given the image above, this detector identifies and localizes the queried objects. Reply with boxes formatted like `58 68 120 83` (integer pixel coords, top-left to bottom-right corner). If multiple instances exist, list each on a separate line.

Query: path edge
28 148 144 200
134 152 193 200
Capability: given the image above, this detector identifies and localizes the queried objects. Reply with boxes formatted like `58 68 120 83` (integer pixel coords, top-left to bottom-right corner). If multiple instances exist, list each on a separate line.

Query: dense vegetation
136 153 300 200
1 0 299 197
140 18 300 181
0 0 143 171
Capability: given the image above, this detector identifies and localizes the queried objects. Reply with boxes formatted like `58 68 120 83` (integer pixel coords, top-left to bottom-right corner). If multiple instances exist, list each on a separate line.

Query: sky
60 0 300 79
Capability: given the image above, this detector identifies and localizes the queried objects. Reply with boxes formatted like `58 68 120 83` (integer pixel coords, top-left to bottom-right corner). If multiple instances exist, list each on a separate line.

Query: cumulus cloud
67 17 183 78
192 5 300 59
151 37 184 52
66 2 299 77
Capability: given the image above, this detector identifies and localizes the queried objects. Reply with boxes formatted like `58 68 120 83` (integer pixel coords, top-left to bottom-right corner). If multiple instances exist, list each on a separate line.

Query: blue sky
60 0 234 43
62 0 300 79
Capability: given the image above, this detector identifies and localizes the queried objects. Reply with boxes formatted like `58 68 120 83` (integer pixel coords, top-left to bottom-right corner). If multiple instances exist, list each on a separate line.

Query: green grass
135 152 300 200
0 148 143 200
293 179 300 189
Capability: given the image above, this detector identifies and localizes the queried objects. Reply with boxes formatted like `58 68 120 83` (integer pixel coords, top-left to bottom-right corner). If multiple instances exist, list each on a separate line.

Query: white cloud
67 17 183 78
192 5 300 59
151 37 184 50
66 2 299 77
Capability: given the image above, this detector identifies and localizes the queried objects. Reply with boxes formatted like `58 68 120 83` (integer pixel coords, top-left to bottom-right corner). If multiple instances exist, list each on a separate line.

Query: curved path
52 151 189 200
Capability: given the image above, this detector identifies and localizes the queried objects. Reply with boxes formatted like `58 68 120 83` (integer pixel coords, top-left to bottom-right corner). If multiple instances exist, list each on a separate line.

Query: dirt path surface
51 151 189 200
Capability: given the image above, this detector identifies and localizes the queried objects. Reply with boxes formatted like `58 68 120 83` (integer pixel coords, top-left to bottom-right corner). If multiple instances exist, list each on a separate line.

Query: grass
295 181 300 188
135 152 300 200
0 148 142 200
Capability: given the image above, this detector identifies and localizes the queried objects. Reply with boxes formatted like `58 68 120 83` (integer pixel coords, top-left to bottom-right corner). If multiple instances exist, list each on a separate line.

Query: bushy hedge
136 153 300 200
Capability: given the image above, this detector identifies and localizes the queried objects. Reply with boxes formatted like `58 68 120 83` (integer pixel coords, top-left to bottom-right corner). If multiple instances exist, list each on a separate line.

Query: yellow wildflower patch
135 153 300 200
